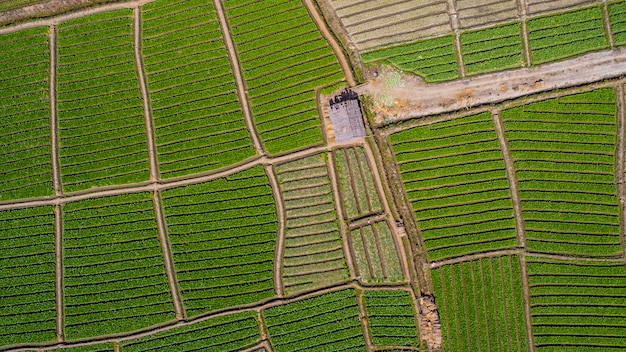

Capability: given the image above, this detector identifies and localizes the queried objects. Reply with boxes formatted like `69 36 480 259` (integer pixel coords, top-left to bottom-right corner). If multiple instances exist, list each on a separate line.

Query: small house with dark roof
328 89 366 143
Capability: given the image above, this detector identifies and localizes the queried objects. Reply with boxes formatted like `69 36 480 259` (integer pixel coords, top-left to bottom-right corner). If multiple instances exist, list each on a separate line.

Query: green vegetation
609 1 626 46
224 0 344 155
161 166 277 317
390 112 517 261
334 147 382 220
363 289 419 347
0 0 44 12
461 23 524 75
123 311 260 351
63 192 174 339
502 88 621 257
0 206 56 345
527 257 626 351
431 256 527 352
350 221 404 284
527 6 608 64
141 0 255 179
0 26 54 201
51 344 114 351
263 289 365 351
361 35 459 82
56 10 149 192
275 154 348 295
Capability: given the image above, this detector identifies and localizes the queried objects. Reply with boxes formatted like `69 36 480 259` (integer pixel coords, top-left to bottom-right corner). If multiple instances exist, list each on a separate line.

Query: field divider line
617 83 626 262
517 254 536 352
603 0 615 48
446 0 465 77
327 151 358 279
265 164 285 298
54 204 64 342
49 24 62 196
133 6 160 182
152 190 185 320
517 0 532 66
354 290 375 352
491 110 527 248
213 0 265 156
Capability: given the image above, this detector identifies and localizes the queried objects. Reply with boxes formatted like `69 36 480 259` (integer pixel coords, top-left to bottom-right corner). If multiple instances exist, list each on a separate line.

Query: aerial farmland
0 0 625 351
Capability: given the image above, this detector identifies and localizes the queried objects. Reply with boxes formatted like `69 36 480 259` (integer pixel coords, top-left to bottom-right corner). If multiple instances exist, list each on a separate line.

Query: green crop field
362 289 419 347
390 112 517 261
161 166 277 317
224 0 345 155
275 154 349 295
609 1 626 46
461 22 524 75
262 289 366 351
502 88 621 257
432 256 527 352
350 221 404 284
334 146 382 221
56 10 150 192
0 26 54 201
142 0 255 179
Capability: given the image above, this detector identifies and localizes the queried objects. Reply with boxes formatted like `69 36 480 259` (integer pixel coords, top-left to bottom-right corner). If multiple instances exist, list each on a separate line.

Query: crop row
62 192 175 339
350 221 403 284
0 206 56 346
502 88 622 257
334 147 382 221
0 26 54 201
141 0 255 179
224 0 344 155
262 288 366 352
390 112 517 261
526 257 626 351
276 154 348 295
122 311 260 351
431 256 527 352
460 22 524 76
362 289 419 347
161 166 277 317
56 10 150 193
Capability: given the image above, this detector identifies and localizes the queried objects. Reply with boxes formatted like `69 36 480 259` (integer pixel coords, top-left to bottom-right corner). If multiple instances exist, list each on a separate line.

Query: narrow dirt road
357 47 626 122
48 24 62 196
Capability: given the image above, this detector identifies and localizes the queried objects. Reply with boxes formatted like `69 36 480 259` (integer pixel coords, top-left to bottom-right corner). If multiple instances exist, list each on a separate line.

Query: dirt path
302 0 356 87
357 47 626 122
213 0 265 156
48 24 62 197
132 6 159 182
491 110 527 248
152 190 185 320
518 254 536 352
264 164 285 298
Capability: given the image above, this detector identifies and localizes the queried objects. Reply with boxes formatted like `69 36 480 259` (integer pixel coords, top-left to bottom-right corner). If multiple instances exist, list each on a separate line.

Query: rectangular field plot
350 221 404 284
363 289 419 348
502 88 622 257
161 166 277 317
63 193 175 339
328 0 451 51
0 27 54 201
224 0 345 155
455 0 519 29
334 146 382 220
431 256 527 352
276 154 349 295
56 10 150 193
141 0 255 179
263 289 366 351
527 6 608 64
122 311 260 351
461 23 524 76
526 0 603 15
390 112 517 261
526 257 626 351
361 35 459 83
50 344 114 351
0 206 56 346
609 1 626 46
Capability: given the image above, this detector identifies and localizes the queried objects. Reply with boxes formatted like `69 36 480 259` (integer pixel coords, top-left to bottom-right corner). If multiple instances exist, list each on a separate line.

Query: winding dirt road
356 47 626 122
